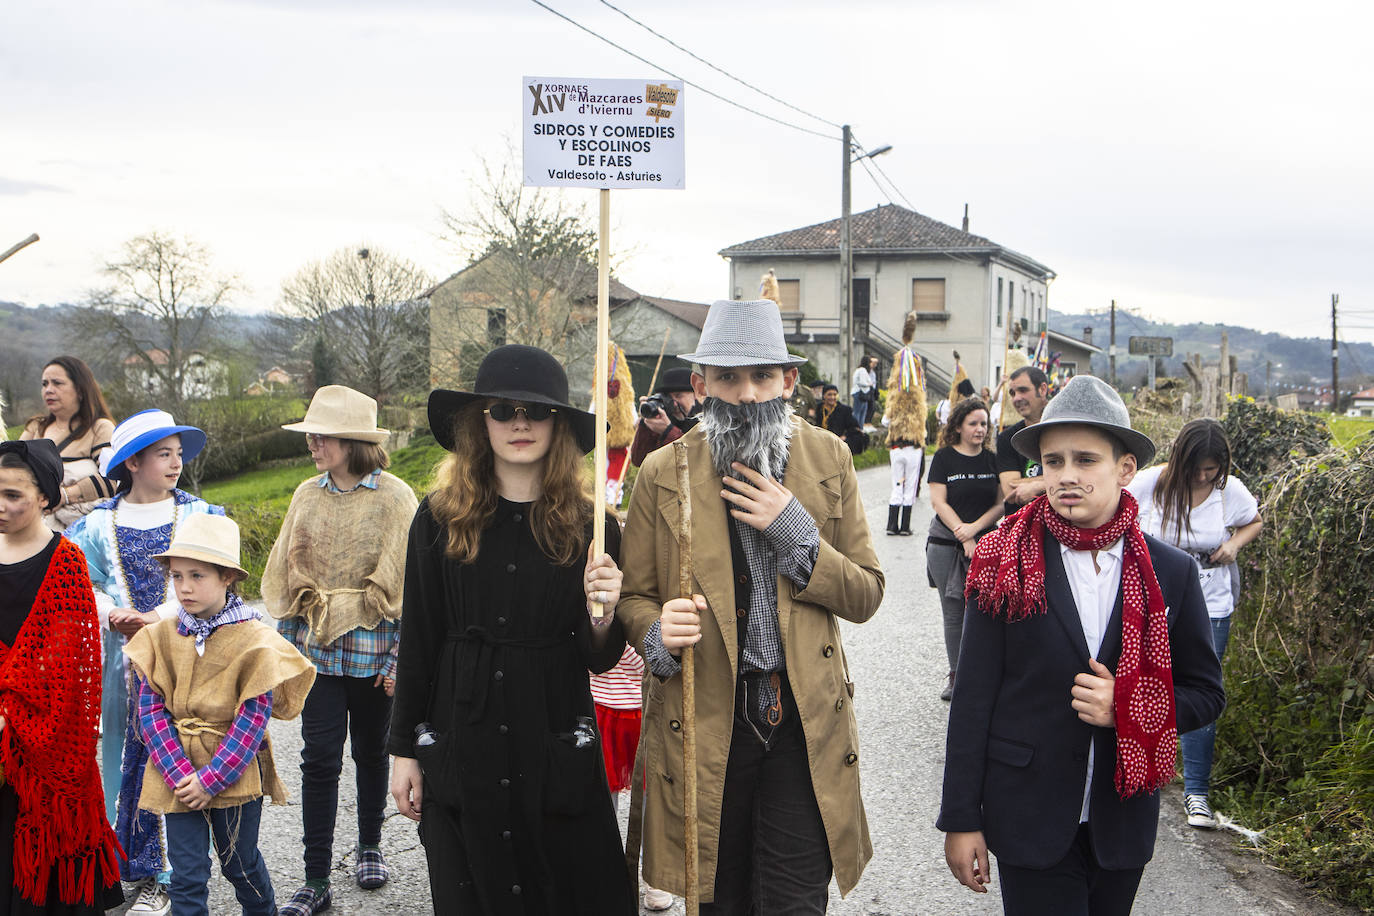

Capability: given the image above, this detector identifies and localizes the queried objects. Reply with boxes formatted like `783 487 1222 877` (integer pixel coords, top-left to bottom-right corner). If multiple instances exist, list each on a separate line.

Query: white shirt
1060 537 1123 822
851 366 875 395
1127 465 1259 618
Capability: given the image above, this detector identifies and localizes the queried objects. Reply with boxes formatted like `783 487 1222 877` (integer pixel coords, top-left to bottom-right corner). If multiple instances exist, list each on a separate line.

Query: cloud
0 177 68 196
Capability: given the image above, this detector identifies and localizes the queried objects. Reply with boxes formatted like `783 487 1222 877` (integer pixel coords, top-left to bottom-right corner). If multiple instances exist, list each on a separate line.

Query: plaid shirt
279 467 398 679
319 467 382 493
138 598 273 796
644 468 820 716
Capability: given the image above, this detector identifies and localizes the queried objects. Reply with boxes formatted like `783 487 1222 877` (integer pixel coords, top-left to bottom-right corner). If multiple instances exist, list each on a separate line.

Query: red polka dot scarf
966 491 1177 799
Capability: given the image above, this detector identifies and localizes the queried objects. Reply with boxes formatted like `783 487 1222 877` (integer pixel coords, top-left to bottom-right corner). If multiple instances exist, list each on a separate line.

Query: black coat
815 402 866 455
390 497 636 915
937 530 1225 871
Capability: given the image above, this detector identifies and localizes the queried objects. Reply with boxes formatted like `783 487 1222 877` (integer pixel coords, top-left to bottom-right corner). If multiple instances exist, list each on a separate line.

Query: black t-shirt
996 419 1043 517
928 446 1001 530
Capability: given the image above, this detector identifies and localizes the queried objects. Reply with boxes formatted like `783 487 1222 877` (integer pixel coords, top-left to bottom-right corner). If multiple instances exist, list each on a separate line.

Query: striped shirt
138 602 274 796
590 643 647 710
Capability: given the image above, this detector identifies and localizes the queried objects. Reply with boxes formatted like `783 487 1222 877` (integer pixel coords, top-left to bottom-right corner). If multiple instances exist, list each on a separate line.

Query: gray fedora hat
679 299 808 367
1011 374 1156 466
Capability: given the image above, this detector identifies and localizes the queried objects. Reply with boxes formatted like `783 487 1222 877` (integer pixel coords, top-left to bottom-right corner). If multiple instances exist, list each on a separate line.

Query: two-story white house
718 204 1055 392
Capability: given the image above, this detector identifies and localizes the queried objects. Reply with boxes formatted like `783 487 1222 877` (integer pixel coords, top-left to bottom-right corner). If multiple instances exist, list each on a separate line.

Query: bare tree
71 232 237 417
278 246 432 403
434 154 627 386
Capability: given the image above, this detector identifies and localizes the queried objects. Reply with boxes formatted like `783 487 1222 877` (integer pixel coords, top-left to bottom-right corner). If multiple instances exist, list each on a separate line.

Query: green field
1327 414 1374 449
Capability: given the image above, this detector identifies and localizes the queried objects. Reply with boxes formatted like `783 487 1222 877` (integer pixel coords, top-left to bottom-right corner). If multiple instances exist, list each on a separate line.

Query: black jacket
937 529 1225 870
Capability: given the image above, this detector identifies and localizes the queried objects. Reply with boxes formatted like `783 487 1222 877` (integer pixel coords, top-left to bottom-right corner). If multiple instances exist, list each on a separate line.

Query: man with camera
629 367 702 467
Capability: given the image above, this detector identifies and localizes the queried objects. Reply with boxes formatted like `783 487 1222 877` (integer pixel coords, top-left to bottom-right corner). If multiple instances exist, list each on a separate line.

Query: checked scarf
965 491 1177 799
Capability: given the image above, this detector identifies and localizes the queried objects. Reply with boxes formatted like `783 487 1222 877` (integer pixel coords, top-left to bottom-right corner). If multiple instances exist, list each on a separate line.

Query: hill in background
1051 308 1374 394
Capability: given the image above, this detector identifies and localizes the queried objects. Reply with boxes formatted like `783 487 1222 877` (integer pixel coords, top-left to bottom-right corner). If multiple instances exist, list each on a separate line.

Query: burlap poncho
124 617 316 814
261 471 418 646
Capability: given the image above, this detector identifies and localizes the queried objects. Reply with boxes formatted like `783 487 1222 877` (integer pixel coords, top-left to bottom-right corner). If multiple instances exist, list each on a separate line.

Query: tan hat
154 514 249 582
282 385 389 444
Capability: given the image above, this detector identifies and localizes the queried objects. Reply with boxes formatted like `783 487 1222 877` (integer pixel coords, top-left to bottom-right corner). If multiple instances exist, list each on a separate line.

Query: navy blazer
936 529 1225 870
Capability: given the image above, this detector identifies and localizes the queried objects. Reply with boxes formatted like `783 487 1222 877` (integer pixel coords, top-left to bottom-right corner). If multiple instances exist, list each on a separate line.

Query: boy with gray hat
619 299 884 913
937 374 1225 915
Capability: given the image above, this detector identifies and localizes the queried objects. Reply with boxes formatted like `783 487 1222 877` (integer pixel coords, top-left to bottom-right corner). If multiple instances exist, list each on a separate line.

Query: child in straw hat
124 514 315 916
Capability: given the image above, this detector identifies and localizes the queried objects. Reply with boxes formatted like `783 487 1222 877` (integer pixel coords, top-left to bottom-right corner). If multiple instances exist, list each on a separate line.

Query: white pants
889 446 923 505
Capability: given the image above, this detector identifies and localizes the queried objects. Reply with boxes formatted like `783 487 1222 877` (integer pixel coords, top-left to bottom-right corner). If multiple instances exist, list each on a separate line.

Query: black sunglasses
484 402 558 422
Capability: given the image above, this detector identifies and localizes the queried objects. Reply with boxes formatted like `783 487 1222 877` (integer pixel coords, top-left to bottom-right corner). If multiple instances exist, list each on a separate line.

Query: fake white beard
696 396 794 481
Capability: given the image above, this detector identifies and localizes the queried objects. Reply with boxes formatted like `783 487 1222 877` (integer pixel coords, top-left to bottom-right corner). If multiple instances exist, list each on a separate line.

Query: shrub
1212 404 1373 908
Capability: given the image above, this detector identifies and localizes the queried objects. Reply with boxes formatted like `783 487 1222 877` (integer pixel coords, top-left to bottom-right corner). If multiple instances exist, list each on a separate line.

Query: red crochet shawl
0 538 122 905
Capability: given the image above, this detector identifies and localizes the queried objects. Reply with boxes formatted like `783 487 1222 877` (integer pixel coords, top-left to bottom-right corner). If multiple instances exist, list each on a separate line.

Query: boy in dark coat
938 374 1225 915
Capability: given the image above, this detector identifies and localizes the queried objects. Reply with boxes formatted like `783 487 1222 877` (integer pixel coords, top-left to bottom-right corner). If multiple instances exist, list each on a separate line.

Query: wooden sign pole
592 189 611 617
673 439 700 915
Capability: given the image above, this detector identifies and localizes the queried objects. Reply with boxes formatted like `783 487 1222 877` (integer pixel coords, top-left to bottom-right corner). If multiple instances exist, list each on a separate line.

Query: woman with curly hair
925 397 1002 701
389 345 635 915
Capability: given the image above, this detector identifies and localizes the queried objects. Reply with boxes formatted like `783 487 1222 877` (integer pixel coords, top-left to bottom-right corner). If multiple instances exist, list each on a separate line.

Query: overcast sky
3 0 1372 345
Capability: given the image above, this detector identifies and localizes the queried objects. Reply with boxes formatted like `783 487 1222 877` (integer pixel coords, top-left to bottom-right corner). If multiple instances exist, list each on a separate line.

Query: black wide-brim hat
428 344 602 454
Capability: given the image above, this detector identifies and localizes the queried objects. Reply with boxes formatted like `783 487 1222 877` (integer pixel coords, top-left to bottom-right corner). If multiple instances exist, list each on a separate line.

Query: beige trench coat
619 418 884 901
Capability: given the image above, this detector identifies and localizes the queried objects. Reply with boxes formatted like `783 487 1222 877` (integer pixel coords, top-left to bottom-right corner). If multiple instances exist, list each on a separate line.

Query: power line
595 0 841 131
526 0 838 141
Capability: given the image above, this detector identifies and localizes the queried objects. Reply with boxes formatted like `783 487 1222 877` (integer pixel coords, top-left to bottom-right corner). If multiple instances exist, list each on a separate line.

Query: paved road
118 464 1353 914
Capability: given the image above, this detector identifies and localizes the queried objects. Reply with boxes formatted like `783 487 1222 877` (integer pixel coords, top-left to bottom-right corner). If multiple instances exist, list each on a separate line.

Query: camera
639 393 671 419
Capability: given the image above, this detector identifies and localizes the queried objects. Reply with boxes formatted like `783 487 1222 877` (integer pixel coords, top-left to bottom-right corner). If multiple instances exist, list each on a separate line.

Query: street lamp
840 126 892 394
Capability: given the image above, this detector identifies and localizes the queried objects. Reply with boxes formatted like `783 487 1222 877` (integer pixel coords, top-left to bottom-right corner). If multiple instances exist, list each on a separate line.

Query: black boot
898 505 913 535
886 505 900 535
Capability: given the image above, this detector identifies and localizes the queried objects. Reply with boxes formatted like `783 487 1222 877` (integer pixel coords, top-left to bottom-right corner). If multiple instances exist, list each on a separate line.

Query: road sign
1128 336 1173 357
523 76 685 189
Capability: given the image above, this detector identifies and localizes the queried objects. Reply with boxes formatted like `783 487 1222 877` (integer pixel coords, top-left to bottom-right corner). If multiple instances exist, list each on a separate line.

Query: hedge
1213 399 1374 909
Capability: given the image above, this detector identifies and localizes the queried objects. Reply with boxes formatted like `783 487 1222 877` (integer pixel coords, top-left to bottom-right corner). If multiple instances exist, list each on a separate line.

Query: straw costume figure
884 311 928 535
759 269 781 305
1000 325 1030 432
604 341 636 508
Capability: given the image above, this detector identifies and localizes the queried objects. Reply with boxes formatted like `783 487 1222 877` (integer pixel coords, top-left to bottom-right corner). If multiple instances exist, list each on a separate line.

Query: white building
719 204 1056 392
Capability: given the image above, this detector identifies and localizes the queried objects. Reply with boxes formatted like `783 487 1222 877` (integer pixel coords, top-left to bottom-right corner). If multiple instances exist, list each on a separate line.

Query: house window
1060 360 1078 378
912 278 946 313
1008 283 1015 323
776 279 801 311
996 278 1003 328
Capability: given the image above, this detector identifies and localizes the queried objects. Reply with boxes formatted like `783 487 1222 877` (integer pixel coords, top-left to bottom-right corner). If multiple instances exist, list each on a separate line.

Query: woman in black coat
389 346 637 915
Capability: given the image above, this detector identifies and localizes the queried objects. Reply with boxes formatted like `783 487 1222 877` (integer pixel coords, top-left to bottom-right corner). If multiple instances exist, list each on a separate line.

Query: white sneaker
643 886 674 911
1184 793 1217 829
127 880 172 916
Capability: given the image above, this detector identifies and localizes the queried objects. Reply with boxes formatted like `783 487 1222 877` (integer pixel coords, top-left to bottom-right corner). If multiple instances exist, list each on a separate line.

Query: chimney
1083 326 1093 345
962 203 969 233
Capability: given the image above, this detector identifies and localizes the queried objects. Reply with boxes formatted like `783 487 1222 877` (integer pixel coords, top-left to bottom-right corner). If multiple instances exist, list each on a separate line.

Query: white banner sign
523 76 685 190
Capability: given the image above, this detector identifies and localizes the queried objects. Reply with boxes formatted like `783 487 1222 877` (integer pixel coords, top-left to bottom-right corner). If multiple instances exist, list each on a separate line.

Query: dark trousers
997 824 1144 916
300 673 393 879
703 680 833 915
165 800 274 916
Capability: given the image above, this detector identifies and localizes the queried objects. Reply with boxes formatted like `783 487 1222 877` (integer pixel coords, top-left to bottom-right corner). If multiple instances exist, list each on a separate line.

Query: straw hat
153 514 249 582
282 385 389 444
1011 374 1157 466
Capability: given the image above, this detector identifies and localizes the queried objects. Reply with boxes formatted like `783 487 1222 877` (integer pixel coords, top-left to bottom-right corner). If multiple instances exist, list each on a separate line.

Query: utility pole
1109 299 1117 386
1331 293 1339 414
840 125 852 394
838 127 892 395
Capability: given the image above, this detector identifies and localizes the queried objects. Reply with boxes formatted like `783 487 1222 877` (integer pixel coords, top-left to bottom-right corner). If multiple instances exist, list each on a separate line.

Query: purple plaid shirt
138 596 274 796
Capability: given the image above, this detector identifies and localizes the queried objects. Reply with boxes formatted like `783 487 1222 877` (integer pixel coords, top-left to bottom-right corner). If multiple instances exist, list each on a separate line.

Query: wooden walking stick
673 439 700 915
